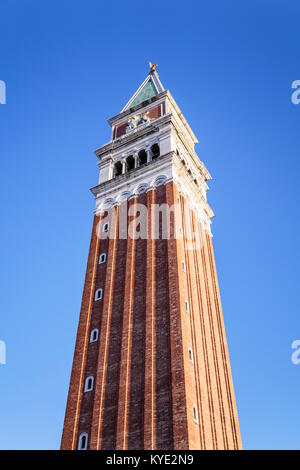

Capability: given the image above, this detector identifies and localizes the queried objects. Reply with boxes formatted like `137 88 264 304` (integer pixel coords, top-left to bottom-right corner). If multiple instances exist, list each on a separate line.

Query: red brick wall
128 192 147 449
61 214 101 449
61 181 242 450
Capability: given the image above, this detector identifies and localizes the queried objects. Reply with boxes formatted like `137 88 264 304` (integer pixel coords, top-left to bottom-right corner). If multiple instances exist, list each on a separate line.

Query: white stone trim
92 150 214 235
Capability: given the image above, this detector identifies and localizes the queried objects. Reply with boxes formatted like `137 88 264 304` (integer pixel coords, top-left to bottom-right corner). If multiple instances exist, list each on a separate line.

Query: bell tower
61 65 242 450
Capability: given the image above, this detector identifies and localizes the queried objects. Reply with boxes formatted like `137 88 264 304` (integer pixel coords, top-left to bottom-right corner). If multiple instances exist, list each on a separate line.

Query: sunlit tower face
61 65 242 450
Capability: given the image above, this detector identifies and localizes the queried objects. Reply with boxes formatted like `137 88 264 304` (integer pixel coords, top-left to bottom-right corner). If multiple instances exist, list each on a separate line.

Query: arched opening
151 144 160 159
138 149 147 166
126 155 135 171
102 222 109 233
78 433 88 450
95 288 103 301
90 328 99 343
99 253 106 264
84 376 94 392
114 161 122 177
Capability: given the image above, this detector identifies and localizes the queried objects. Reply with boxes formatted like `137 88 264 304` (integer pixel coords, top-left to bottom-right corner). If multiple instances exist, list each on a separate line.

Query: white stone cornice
165 90 198 144
91 150 214 235
91 152 173 212
94 113 211 182
94 113 171 159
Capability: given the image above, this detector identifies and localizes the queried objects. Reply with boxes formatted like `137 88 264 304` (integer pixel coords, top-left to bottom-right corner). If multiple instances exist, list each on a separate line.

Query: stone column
146 149 152 163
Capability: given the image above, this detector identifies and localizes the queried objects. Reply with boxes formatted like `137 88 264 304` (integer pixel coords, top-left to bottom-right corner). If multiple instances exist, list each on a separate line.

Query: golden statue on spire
149 61 158 73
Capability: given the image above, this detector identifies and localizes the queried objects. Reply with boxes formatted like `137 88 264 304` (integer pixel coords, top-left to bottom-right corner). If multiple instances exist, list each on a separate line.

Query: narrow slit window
90 328 99 343
84 376 94 392
185 300 189 313
193 405 199 423
182 261 186 273
95 288 103 301
99 253 106 264
78 433 88 450
188 348 194 363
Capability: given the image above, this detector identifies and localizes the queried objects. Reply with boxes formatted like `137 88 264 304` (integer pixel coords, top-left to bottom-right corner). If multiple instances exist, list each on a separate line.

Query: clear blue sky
0 0 299 450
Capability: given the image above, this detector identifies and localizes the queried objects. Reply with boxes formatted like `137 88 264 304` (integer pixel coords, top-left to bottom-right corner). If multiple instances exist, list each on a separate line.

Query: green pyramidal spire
122 64 165 112
129 77 158 108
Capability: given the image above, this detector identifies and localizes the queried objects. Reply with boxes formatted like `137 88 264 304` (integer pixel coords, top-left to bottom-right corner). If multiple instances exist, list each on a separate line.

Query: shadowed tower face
61 66 242 450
